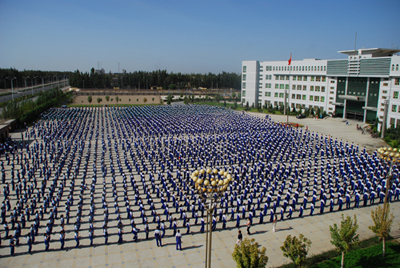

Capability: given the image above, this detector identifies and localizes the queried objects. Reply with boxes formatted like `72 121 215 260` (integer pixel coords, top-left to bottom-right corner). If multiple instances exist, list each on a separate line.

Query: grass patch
310 242 400 268
279 236 384 268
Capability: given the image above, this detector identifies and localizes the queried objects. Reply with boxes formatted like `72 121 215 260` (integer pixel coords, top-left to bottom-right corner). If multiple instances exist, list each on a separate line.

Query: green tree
167 94 173 105
245 101 249 111
232 92 236 99
105 95 110 102
115 96 119 106
143 97 147 104
369 205 395 257
87 95 92 104
224 100 227 107
329 214 359 268
234 100 238 109
169 84 176 90
280 234 312 268
97 97 102 104
232 238 268 268
183 96 189 105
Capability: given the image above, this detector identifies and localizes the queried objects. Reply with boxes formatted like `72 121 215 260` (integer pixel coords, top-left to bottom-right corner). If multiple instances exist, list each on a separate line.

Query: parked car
296 114 306 119
61 105 67 108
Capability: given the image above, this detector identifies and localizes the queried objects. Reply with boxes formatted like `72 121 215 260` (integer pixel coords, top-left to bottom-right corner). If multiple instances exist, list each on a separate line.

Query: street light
6 76 16 101
41 76 46 93
190 167 233 268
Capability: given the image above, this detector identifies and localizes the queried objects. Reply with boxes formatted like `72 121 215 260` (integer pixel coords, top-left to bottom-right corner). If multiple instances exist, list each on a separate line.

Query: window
297 94 301 99
298 76 302 81
274 92 278 97
322 77 326 82
383 83 389 86
311 76 315 81
321 96 325 102
315 96 320 102
395 78 399 85
280 84 285 89
330 80 335 83
286 76 289 80
397 64 399 71
309 95 314 101
265 92 271 97
275 76 279 80
297 85 301 90
303 76 307 81
321 86 325 92
242 90 246 96
242 74 246 81
392 105 397 112
259 76 263 80
275 84 279 89
243 66 247 73
292 94 295 99
392 64 395 71
315 86 320 92
279 93 284 98
285 84 289 89
292 85 296 90
293 76 297 81
265 83 271 88
302 95 306 100
394 92 399 99
303 85 307 91
310 86 314 91
242 83 246 89
280 75 285 80
316 76 321 82
324 66 326 71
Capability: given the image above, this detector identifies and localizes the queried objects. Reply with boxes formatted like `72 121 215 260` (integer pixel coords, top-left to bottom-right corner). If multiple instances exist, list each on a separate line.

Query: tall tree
280 234 312 268
369 205 395 257
329 214 359 268
87 95 92 104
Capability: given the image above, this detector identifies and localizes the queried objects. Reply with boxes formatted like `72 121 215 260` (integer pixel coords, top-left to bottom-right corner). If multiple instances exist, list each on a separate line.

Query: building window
397 64 399 71
392 64 395 71
321 96 325 102
315 86 320 92
292 85 296 90
394 92 399 99
293 76 297 81
297 94 301 99
311 76 315 81
302 95 306 100
279 93 284 98
285 84 289 90
242 83 246 89
315 96 320 102
275 92 278 97
297 85 301 90
395 78 399 85
324 66 326 71
275 84 279 89
280 84 284 89
243 66 247 73
392 105 397 112
286 76 289 80
316 76 321 82
265 92 271 97
265 83 271 88
303 76 307 81
242 90 246 96
310 86 314 91
292 94 295 99
309 95 314 101
242 74 246 81
322 77 326 82
383 83 389 86
303 85 307 91
321 86 325 92
298 76 302 81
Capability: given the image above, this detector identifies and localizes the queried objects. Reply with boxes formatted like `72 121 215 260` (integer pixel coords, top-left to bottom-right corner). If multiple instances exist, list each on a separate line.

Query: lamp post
190 167 233 268
6 76 16 101
41 76 46 93
376 146 400 254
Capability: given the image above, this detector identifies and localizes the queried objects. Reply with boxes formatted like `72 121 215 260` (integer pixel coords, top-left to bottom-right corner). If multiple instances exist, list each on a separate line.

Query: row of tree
0 68 71 90
232 205 395 268
68 68 241 90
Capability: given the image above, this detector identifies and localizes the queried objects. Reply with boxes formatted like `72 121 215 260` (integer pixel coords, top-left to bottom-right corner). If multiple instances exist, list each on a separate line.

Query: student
246 218 251 235
236 230 243 245
272 215 277 232
175 230 182 250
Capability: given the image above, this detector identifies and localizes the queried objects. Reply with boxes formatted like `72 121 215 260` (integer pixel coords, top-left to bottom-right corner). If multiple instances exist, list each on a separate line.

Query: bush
232 238 268 268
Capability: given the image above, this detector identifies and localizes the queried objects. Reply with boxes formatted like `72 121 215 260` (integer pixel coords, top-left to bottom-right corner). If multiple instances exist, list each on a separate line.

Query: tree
232 238 268 268
105 95 110 102
97 97 102 104
87 95 92 104
232 92 236 99
224 100 227 107
215 94 221 103
167 94 173 105
115 96 119 106
143 97 147 104
280 234 312 268
245 101 249 111
234 100 238 109
329 214 359 268
369 205 395 257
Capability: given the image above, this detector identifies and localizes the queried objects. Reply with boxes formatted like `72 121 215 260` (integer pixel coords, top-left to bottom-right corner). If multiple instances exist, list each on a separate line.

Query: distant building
95 68 105 75
241 48 400 131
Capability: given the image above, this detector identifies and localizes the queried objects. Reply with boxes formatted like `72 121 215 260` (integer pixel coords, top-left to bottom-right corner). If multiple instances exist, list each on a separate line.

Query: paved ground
0 110 398 268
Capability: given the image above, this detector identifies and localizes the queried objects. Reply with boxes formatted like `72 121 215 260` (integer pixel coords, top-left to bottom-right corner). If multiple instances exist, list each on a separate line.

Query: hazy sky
1 0 399 74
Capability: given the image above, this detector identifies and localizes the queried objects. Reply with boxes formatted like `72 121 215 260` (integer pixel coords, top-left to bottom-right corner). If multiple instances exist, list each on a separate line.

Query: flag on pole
288 53 292 65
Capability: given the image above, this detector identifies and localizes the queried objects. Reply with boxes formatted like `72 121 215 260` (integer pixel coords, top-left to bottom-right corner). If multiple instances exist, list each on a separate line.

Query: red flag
288 53 292 65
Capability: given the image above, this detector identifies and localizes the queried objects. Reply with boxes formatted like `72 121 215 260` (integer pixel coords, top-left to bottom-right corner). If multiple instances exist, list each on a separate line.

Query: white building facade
242 48 400 131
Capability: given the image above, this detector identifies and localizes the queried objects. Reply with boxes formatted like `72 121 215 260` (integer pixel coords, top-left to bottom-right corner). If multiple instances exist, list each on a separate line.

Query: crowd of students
1 104 399 256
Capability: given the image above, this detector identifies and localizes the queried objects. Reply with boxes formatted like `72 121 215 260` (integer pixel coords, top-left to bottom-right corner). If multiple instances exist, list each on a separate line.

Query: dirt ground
72 95 162 105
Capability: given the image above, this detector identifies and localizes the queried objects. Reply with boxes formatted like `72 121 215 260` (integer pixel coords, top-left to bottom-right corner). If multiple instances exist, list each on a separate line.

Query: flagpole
287 53 292 124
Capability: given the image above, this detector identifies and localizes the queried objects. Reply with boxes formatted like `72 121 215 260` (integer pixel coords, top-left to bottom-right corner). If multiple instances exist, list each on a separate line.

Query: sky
1 0 399 74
